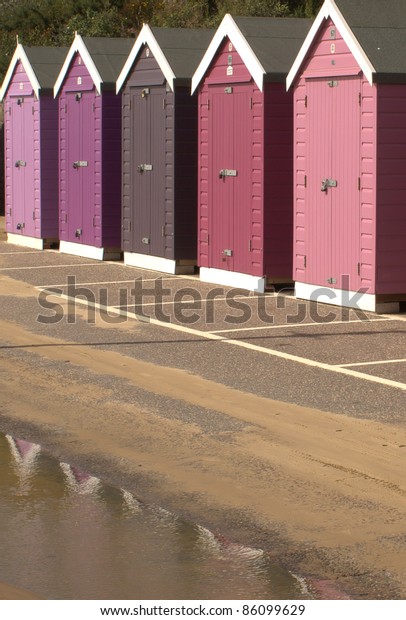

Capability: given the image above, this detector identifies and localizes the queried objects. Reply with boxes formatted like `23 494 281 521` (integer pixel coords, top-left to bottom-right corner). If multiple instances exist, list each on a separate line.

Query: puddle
0 433 312 600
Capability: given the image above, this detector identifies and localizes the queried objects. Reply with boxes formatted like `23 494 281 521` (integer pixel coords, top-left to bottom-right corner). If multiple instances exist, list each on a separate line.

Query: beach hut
116 25 213 274
54 34 133 260
0 44 67 249
192 14 312 292
287 0 406 312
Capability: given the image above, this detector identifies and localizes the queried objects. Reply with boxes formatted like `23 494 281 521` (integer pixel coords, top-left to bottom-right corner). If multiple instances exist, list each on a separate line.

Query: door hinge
8 208 12 216
32 106 34 115
207 99 210 111
64 104 67 113
304 255 307 268
207 234 210 245
129 98 132 110
359 92 361 106
32 211 35 220
64 213 67 224
250 97 253 110
162 98 166 110
92 103 95 113
304 95 308 108
358 177 361 191
248 239 252 252
93 216 96 227
304 175 307 188
162 225 166 237
357 262 361 276
129 220 132 232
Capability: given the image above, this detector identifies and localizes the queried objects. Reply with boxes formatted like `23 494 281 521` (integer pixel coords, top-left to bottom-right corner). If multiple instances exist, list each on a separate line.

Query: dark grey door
131 85 166 257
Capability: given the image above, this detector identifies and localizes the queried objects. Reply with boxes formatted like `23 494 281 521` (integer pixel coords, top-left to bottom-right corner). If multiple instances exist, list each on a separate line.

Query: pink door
209 85 253 274
65 90 96 246
10 96 35 237
306 77 361 290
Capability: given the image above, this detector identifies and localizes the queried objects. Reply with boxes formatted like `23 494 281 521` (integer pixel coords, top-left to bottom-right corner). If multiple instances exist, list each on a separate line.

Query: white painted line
39 290 406 393
0 263 106 271
35 277 180 289
338 358 406 368
0 251 45 255
380 313 406 322
209 317 388 333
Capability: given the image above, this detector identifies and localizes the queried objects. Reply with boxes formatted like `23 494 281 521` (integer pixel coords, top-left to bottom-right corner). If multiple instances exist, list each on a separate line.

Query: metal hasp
75 228 82 238
142 237 150 245
16 222 25 230
222 249 233 257
15 160 26 167
327 277 337 284
73 161 88 168
321 178 337 192
219 169 238 178
137 164 153 173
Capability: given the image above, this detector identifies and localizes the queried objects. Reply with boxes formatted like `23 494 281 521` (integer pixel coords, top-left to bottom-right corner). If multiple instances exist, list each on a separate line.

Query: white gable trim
0 44 41 101
54 33 103 96
286 0 375 90
191 13 265 94
116 24 176 93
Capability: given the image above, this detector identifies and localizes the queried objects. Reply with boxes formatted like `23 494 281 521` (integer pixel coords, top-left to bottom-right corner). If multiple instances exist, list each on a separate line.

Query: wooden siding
263 82 293 280
39 94 59 238
293 21 377 295
58 56 103 245
173 87 198 261
302 18 360 78
101 90 122 248
121 87 131 251
376 84 406 294
203 38 252 85
198 37 263 274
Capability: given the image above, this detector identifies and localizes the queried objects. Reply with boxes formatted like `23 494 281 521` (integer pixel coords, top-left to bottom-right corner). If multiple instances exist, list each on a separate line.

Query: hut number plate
73 161 88 168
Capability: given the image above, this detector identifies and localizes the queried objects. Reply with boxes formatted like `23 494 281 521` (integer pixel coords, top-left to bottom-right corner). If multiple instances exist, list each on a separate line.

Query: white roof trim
116 24 176 93
0 44 41 101
191 13 266 94
286 0 375 89
54 33 103 96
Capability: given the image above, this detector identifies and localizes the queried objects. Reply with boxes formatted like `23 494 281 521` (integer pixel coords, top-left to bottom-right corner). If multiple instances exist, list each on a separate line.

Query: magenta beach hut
116 25 212 274
0 44 67 249
54 34 133 260
288 0 406 312
192 14 312 292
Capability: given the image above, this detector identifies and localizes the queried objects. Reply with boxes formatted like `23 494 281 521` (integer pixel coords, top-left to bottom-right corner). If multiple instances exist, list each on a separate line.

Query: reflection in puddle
0 433 312 600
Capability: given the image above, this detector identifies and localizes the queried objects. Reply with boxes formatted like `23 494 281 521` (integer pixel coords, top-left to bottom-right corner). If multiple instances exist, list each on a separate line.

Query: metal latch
141 88 150 98
16 222 25 230
327 80 339 87
321 178 337 192
137 164 153 173
73 161 88 168
327 277 337 284
142 237 150 245
222 249 233 257
75 228 82 238
219 169 238 178
15 160 26 167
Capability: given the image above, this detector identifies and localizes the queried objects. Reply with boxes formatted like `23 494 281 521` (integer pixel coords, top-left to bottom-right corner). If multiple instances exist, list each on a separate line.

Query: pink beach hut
288 0 406 312
0 44 67 249
192 14 312 292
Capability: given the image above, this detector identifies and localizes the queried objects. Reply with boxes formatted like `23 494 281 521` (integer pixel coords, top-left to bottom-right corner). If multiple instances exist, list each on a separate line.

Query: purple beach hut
54 34 133 260
1 44 67 249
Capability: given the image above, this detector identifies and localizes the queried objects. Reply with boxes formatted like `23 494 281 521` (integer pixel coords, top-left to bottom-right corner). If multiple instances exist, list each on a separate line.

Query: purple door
10 96 35 237
66 90 96 245
131 85 166 257
306 77 361 290
209 85 253 274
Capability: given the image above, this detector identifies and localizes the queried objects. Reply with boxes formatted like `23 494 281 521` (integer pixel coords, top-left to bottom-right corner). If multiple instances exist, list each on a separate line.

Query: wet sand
0 274 405 599
0 581 42 600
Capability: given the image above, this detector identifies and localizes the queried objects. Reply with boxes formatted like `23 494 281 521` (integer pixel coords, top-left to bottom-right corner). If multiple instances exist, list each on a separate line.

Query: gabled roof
0 44 67 101
116 24 213 93
287 0 406 89
191 13 313 93
54 34 134 96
